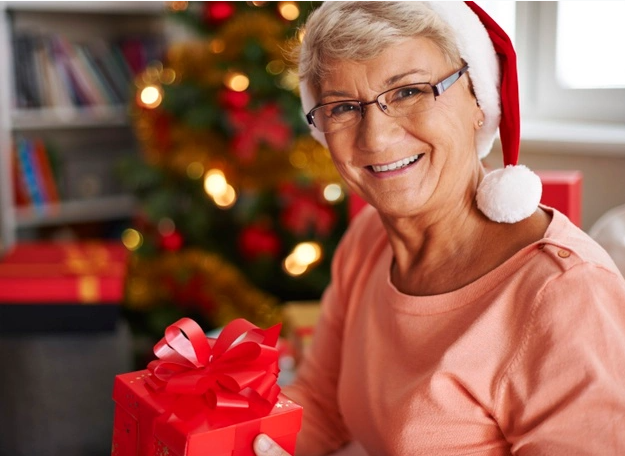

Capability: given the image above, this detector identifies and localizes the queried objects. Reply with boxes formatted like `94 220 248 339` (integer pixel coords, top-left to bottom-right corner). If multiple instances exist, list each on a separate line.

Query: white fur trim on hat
426 2 500 160
299 79 328 148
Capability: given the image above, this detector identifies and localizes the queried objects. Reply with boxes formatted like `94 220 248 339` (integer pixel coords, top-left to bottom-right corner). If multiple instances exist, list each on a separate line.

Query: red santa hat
299 1 542 223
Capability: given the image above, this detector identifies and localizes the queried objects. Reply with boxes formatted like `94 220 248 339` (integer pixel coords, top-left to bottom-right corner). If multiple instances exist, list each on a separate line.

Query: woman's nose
356 106 403 154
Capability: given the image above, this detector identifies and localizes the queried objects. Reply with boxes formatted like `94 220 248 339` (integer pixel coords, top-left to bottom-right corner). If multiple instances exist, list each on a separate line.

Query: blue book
16 138 45 213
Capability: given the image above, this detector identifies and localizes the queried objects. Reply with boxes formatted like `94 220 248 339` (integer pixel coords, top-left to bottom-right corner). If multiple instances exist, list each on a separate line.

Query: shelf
3 2 165 15
15 195 136 228
11 106 132 130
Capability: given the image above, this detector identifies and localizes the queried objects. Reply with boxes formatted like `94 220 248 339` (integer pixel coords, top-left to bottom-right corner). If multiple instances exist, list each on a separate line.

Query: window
556 1 625 90
516 1 625 124
479 1 625 126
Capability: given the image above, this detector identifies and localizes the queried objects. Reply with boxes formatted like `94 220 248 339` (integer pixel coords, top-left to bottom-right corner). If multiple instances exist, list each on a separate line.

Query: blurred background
0 2 624 455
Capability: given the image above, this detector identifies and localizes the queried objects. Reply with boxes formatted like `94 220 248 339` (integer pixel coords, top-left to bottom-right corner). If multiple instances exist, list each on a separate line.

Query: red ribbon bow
146 317 282 416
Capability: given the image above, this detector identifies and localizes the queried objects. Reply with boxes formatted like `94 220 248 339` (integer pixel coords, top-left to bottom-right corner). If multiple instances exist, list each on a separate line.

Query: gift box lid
0 241 128 303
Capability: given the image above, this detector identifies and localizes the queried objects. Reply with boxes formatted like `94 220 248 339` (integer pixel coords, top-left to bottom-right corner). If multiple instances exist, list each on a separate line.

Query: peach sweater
285 206 625 456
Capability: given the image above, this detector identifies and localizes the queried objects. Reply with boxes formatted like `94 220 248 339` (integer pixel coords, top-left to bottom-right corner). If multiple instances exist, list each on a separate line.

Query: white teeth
371 154 421 173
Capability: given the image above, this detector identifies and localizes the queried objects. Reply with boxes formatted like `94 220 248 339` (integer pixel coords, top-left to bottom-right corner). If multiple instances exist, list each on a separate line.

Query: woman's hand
253 434 292 456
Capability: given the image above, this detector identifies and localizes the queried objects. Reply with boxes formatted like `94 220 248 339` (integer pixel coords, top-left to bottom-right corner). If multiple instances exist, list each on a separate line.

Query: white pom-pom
476 165 542 223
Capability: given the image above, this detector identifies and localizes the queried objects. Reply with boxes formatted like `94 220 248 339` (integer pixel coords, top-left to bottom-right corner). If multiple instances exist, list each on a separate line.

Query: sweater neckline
384 207 564 315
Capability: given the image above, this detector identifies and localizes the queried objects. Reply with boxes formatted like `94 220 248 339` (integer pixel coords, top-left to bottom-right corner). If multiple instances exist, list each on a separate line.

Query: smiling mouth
370 154 423 173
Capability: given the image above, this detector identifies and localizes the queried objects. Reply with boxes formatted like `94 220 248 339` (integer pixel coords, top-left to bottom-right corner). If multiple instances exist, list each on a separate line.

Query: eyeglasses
306 64 469 134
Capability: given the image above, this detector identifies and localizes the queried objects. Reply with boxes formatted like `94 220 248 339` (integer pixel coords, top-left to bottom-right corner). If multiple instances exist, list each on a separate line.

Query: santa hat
299 1 542 223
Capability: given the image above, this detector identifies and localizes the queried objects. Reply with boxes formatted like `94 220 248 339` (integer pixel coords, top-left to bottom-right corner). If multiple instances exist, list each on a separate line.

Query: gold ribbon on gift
0 242 128 303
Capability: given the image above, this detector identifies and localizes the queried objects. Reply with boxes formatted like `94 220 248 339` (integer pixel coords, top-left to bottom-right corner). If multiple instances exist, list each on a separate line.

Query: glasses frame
306 64 470 133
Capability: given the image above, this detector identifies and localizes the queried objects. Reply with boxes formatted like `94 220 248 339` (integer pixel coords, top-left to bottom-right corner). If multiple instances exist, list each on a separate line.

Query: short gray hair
296 1 463 92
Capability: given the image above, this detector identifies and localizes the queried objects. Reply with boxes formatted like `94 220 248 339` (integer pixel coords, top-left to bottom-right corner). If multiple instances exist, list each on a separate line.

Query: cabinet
0 1 167 253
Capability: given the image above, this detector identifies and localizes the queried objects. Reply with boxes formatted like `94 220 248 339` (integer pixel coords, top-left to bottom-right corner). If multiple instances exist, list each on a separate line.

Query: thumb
253 434 291 456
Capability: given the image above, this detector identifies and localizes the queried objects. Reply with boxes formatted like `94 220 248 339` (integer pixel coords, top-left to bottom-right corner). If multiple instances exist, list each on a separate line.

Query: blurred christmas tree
118 1 348 343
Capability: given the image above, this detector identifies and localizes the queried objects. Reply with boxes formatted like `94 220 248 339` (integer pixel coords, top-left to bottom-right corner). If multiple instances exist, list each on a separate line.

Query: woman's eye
330 102 358 117
397 87 422 100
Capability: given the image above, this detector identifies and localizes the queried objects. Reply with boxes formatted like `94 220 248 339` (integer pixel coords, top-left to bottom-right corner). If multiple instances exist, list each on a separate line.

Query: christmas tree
118 1 349 343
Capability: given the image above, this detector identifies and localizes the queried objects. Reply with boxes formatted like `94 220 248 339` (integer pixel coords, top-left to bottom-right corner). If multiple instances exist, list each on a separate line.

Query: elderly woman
254 2 625 455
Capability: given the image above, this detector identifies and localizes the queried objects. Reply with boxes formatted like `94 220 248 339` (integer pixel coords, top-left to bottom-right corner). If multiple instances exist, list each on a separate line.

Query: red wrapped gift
535 170 583 227
111 318 303 456
0 241 128 332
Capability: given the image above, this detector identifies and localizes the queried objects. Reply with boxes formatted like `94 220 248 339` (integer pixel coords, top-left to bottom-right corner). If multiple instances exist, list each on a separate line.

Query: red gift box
111 318 303 456
535 170 583 227
0 241 128 332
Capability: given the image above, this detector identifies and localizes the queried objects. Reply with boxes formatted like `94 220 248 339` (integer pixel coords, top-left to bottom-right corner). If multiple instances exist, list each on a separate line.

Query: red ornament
228 104 292 163
163 273 216 314
218 89 251 110
202 1 235 25
279 183 337 237
239 225 281 260
160 230 184 251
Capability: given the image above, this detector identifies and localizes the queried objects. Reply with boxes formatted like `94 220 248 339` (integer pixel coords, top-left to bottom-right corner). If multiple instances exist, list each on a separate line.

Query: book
12 33 42 108
15 138 45 212
33 139 60 204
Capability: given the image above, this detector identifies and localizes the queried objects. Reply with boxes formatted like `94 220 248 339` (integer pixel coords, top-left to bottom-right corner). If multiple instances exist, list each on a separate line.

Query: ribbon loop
147 317 283 418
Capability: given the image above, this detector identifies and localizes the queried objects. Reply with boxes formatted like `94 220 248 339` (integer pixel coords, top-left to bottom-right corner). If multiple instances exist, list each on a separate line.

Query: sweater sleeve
282 209 378 455
495 261 625 455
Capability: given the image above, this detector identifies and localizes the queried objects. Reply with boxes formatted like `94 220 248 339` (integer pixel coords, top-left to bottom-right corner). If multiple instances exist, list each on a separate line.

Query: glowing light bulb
283 254 308 276
213 184 237 209
278 1 300 20
139 85 162 109
278 69 299 90
160 68 176 84
210 38 225 54
168 1 188 11
186 162 205 180
122 228 143 251
266 60 285 75
323 183 344 203
203 169 228 198
225 72 250 92
292 241 322 265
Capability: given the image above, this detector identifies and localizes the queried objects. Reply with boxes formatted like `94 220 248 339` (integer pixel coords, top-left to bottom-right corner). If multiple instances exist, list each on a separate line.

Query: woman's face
320 37 484 219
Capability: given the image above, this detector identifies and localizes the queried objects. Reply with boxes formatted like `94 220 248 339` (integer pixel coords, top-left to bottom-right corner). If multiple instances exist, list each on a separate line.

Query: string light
122 228 143 251
213 184 237 208
210 38 226 54
160 68 177 84
278 69 299 91
204 169 228 197
186 161 205 180
138 85 162 109
167 1 188 12
323 183 344 203
225 71 250 92
283 241 322 276
203 169 238 208
266 60 285 75
278 1 300 20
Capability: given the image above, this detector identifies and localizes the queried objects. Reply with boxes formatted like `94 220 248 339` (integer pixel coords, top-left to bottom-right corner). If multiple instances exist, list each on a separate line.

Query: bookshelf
0 1 167 253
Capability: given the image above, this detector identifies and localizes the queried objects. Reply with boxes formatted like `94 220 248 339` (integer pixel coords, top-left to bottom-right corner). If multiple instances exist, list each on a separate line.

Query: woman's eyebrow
319 69 431 99
385 69 430 86
319 89 355 99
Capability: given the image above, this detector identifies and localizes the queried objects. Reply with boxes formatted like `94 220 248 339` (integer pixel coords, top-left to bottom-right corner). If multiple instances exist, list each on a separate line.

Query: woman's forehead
319 37 447 93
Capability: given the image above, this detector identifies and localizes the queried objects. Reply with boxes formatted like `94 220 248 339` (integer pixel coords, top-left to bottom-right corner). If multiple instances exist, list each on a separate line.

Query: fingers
253 434 291 456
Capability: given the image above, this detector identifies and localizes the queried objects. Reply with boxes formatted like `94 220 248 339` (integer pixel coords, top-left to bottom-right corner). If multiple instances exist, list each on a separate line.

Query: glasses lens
380 83 434 117
311 101 361 133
